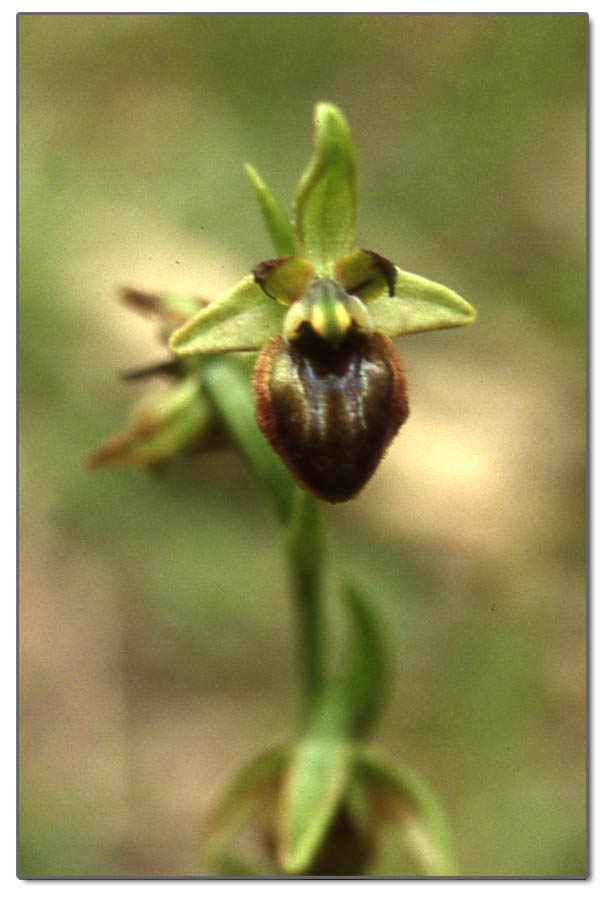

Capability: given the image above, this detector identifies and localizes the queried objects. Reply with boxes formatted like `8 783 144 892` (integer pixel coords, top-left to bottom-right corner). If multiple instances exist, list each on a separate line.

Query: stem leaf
355 747 458 876
278 736 351 874
202 745 289 869
340 582 386 734
306 582 386 738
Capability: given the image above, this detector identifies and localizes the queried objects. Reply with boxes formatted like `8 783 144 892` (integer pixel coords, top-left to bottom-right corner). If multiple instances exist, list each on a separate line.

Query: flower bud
85 377 215 471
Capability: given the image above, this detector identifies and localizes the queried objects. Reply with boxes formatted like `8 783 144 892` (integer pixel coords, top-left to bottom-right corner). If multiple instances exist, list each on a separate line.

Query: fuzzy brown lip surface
253 329 409 503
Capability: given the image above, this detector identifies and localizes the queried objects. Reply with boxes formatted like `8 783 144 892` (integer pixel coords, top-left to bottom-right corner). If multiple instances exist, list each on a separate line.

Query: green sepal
354 747 458 876
244 163 296 257
202 745 289 870
277 736 352 874
368 266 476 336
169 275 285 356
294 102 357 274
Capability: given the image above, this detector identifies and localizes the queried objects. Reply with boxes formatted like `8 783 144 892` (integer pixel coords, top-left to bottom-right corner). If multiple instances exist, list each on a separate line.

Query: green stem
200 358 294 523
200 358 326 715
285 488 325 715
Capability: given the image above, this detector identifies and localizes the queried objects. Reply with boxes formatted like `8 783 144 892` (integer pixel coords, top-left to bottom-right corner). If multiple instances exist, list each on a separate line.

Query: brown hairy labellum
253 324 409 503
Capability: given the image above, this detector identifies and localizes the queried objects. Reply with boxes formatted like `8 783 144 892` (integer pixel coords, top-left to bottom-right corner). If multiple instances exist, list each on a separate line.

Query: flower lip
253 327 408 504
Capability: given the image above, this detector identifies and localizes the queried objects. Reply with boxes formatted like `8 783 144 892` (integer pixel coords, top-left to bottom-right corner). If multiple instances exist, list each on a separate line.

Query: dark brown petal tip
333 249 397 301
253 256 316 304
361 250 397 297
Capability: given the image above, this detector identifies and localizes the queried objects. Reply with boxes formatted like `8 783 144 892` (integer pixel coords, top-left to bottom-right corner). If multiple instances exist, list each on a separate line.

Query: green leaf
355 747 458 876
294 102 357 274
339 582 386 734
306 582 386 739
202 745 289 870
368 267 476 336
169 275 285 356
244 163 296 257
277 736 352 874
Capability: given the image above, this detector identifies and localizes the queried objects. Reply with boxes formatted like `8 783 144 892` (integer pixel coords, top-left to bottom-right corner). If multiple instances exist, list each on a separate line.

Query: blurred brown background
19 13 585 876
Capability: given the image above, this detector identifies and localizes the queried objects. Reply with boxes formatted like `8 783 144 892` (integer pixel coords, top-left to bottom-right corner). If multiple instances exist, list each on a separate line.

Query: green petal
253 255 315 304
354 747 458 876
244 163 296 257
368 267 476 337
334 249 396 302
294 102 357 274
169 275 285 356
277 736 352 874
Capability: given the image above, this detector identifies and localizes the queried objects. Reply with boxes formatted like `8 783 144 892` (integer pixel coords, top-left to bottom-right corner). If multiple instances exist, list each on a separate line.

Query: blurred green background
19 13 585 877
